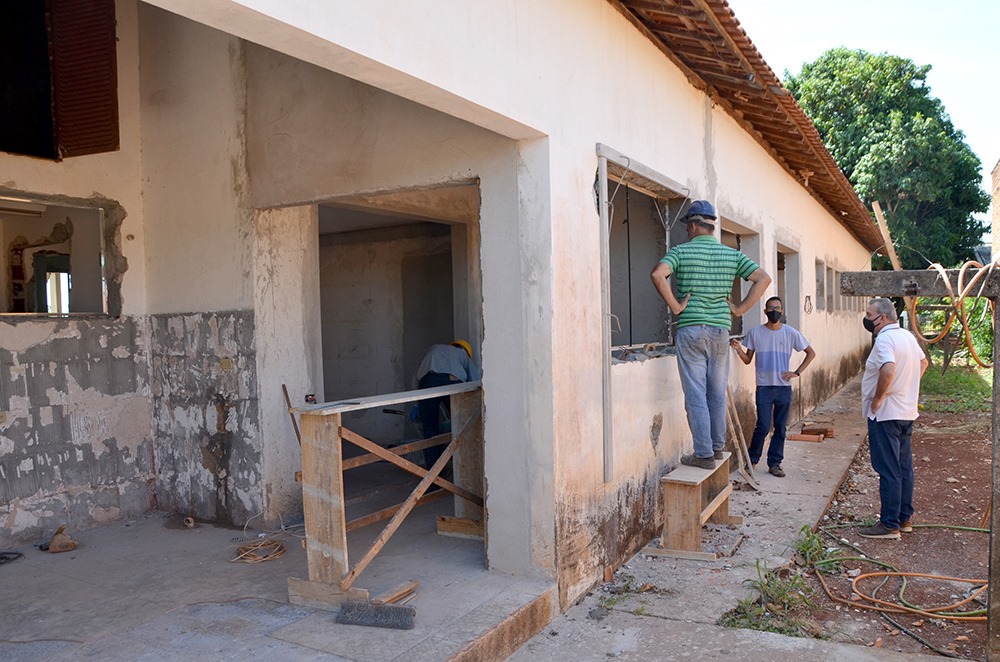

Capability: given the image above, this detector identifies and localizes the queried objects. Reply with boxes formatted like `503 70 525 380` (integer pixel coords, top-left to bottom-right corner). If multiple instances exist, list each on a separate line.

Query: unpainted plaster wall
320 224 453 445
242 42 554 580
150 310 260 525
0 318 154 544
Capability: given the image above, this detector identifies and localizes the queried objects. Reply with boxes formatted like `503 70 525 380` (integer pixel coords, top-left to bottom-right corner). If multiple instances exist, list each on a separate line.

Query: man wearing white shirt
858 298 928 540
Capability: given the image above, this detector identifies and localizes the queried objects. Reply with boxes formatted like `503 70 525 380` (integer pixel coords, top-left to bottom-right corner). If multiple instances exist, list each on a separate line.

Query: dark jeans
748 385 792 467
418 372 453 467
867 417 914 530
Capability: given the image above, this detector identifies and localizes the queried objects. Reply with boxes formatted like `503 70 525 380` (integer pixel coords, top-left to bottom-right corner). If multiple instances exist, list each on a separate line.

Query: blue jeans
418 372 453 467
748 385 792 467
675 325 730 458
867 418 914 530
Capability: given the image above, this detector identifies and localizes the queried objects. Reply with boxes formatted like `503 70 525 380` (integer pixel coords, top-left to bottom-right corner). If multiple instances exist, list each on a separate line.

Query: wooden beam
372 581 419 605
841 269 1000 299
345 488 449 532
292 380 481 416
436 516 485 540
341 434 449 471
991 302 1000 656
340 427 483 507
299 413 348 585
340 415 476 589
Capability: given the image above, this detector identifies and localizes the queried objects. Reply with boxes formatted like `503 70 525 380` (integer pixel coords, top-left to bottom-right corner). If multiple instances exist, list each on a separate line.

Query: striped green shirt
660 235 760 329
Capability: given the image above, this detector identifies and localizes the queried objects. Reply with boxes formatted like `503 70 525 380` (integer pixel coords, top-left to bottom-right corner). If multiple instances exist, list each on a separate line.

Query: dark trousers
418 372 453 467
867 418 914 530
748 385 792 467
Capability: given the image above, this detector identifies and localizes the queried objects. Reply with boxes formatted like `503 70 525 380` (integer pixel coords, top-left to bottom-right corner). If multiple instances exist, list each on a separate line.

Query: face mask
863 315 879 333
766 310 782 323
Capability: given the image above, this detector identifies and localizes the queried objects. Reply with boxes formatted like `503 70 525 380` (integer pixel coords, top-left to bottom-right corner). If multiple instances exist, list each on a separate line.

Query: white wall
138 4 252 314
0 0 146 315
319 225 453 444
136 0 875 604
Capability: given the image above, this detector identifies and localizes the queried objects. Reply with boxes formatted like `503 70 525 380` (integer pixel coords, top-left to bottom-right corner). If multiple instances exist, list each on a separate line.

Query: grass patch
791 525 843 574
718 560 817 637
920 357 991 413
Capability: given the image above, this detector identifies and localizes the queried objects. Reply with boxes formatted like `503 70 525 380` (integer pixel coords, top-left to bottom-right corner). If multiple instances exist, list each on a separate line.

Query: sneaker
680 453 716 470
768 465 785 478
898 520 913 533
858 523 901 540
714 450 725 460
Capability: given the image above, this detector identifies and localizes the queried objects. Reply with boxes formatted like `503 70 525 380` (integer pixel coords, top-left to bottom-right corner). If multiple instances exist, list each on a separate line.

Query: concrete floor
510 375 944 661
0 376 947 661
0 466 551 661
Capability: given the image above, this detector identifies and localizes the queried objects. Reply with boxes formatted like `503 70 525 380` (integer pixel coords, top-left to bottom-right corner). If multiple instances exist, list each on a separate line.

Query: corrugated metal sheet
49 0 119 158
612 0 883 252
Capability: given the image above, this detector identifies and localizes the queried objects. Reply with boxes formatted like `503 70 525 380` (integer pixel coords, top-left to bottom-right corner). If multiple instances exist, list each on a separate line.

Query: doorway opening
313 181 484 561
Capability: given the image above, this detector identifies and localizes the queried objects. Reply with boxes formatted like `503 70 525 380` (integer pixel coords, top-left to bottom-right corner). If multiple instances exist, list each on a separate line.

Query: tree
785 48 989 269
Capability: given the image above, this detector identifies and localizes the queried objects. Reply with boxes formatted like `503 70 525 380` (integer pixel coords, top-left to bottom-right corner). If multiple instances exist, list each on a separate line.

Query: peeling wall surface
0 319 154 545
0 0 885 617
150 311 260 526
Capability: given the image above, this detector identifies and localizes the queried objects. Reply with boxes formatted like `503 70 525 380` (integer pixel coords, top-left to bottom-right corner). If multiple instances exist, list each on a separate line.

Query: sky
726 0 997 230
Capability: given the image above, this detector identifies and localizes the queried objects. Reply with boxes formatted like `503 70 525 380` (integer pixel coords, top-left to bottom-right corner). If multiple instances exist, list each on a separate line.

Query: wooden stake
282 384 302 446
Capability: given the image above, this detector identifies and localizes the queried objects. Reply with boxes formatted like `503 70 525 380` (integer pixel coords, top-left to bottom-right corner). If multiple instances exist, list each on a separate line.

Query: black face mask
765 310 782 323
863 315 879 333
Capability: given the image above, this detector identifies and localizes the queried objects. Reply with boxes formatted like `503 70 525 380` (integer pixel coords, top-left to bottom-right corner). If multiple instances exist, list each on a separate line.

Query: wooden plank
726 391 760 489
872 201 928 357
372 581 419 605
299 412 347 586
451 390 484 521
287 577 368 612
841 269 1000 298
282 383 302 445
340 427 483 507
788 433 824 442
345 489 449 532
291 380 482 416
341 434 449 471
662 482 701 551
641 546 719 561
801 427 834 438
340 413 479 589
661 453 727 485
437 516 484 540
699 482 734 525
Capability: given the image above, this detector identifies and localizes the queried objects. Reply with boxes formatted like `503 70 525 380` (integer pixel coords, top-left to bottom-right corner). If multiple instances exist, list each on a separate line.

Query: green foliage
785 48 989 269
792 525 843 574
719 560 816 637
920 356 992 413
917 296 994 364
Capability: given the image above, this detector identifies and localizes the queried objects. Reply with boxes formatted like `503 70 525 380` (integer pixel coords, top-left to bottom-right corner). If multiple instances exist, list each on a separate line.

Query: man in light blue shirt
731 296 815 477
415 340 479 468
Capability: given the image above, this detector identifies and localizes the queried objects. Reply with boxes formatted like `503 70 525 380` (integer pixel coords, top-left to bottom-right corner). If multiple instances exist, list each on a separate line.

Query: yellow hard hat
451 339 472 358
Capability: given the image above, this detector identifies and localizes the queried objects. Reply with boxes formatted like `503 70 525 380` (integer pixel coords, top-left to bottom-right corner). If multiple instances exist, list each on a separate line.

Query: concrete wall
0 318 154 545
0 0 878 612
319 224 453 445
239 41 555 581
0 0 149 544
149 310 260 524
138 0 877 607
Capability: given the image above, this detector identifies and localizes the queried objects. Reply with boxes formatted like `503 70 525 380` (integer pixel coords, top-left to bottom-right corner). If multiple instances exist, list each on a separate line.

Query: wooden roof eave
610 0 884 253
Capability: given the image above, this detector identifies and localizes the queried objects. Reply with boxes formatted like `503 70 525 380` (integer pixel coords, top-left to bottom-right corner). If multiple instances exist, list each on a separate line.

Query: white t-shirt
861 324 923 421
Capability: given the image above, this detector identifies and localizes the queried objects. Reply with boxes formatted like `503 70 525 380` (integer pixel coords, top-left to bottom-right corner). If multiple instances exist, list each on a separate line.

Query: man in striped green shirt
650 200 771 470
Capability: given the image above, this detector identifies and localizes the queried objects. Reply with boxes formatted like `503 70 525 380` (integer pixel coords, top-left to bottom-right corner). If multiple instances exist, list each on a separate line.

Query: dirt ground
810 407 991 660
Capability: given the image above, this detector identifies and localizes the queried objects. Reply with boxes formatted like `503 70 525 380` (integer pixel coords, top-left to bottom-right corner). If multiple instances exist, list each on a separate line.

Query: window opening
1 196 110 315
815 260 826 311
